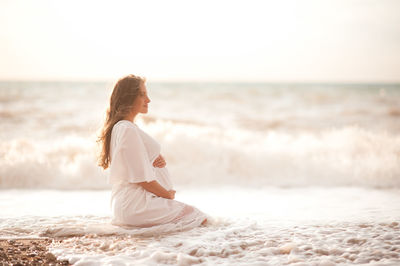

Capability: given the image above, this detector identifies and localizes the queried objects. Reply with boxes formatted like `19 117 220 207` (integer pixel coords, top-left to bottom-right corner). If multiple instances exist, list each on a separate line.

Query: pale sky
0 0 399 82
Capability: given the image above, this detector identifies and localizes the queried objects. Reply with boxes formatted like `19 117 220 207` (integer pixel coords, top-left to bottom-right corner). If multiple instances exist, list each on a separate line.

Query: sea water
0 81 399 265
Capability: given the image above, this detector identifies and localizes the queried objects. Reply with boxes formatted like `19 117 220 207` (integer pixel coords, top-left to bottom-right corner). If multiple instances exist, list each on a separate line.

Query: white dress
108 120 207 228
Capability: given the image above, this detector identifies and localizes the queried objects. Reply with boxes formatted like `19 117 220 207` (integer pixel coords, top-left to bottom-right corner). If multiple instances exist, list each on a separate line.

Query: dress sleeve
110 125 156 184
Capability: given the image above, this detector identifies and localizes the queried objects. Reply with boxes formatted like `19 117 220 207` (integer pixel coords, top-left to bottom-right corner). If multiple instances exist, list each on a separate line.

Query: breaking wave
1 121 399 189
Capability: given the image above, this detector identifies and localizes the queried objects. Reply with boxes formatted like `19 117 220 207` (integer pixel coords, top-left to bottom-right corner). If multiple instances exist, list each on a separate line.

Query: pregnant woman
98 74 208 229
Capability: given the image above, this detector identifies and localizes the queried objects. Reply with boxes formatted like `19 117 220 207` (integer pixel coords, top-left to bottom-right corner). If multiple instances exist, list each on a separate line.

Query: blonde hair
97 74 145 169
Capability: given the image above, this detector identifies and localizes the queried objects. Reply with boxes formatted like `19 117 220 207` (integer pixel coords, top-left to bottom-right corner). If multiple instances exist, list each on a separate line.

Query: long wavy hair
97 74 145 169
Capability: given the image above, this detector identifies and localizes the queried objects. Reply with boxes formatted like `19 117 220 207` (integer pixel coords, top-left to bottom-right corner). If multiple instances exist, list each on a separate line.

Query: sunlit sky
1 0 399 82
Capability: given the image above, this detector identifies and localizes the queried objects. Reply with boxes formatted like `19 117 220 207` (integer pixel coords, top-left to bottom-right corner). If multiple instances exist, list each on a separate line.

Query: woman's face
132 82 151 114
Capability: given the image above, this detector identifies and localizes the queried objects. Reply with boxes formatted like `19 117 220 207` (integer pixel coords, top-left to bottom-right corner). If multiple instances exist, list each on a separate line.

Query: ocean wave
0 122 399 189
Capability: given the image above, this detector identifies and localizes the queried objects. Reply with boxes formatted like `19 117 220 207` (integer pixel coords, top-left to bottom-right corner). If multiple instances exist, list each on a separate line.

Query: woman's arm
137 181 175 199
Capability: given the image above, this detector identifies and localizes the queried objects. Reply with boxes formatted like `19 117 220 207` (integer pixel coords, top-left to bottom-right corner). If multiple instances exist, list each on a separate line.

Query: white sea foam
49 220 400 266
1 123 399 189
1 188 399 265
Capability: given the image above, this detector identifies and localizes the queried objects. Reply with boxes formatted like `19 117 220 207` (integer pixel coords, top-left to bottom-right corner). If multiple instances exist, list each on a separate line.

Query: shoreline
0 238 70 265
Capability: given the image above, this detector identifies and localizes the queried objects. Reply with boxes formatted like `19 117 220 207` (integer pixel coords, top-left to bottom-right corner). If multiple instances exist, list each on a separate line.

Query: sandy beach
0 239 69 265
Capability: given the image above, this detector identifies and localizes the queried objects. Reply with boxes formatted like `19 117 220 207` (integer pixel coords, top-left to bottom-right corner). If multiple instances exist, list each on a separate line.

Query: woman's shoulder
112 120 139 136
113 120 153 141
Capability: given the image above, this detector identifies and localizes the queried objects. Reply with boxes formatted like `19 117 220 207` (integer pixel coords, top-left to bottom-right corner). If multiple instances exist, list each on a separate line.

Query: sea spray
1 122 399 189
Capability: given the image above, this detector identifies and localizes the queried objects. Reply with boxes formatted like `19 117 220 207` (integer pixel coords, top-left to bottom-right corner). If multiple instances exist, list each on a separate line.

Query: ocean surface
1 81 400 265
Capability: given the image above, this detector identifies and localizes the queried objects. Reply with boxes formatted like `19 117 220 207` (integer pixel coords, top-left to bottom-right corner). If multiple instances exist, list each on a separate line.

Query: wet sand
0 239 69 265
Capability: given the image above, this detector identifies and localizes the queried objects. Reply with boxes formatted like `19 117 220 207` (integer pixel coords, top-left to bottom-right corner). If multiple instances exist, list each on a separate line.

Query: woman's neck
123 112 137 123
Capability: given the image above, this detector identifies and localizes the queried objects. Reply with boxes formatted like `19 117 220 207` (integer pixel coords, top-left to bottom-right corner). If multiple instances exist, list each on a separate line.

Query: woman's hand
168 190 176 200
153 154 166 168
138 181 175 200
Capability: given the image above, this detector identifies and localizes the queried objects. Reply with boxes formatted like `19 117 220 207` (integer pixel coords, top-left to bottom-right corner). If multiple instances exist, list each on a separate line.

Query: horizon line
0 78 399 85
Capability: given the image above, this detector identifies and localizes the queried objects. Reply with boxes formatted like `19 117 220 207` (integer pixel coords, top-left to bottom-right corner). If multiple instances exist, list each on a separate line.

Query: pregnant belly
155 167 173 190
